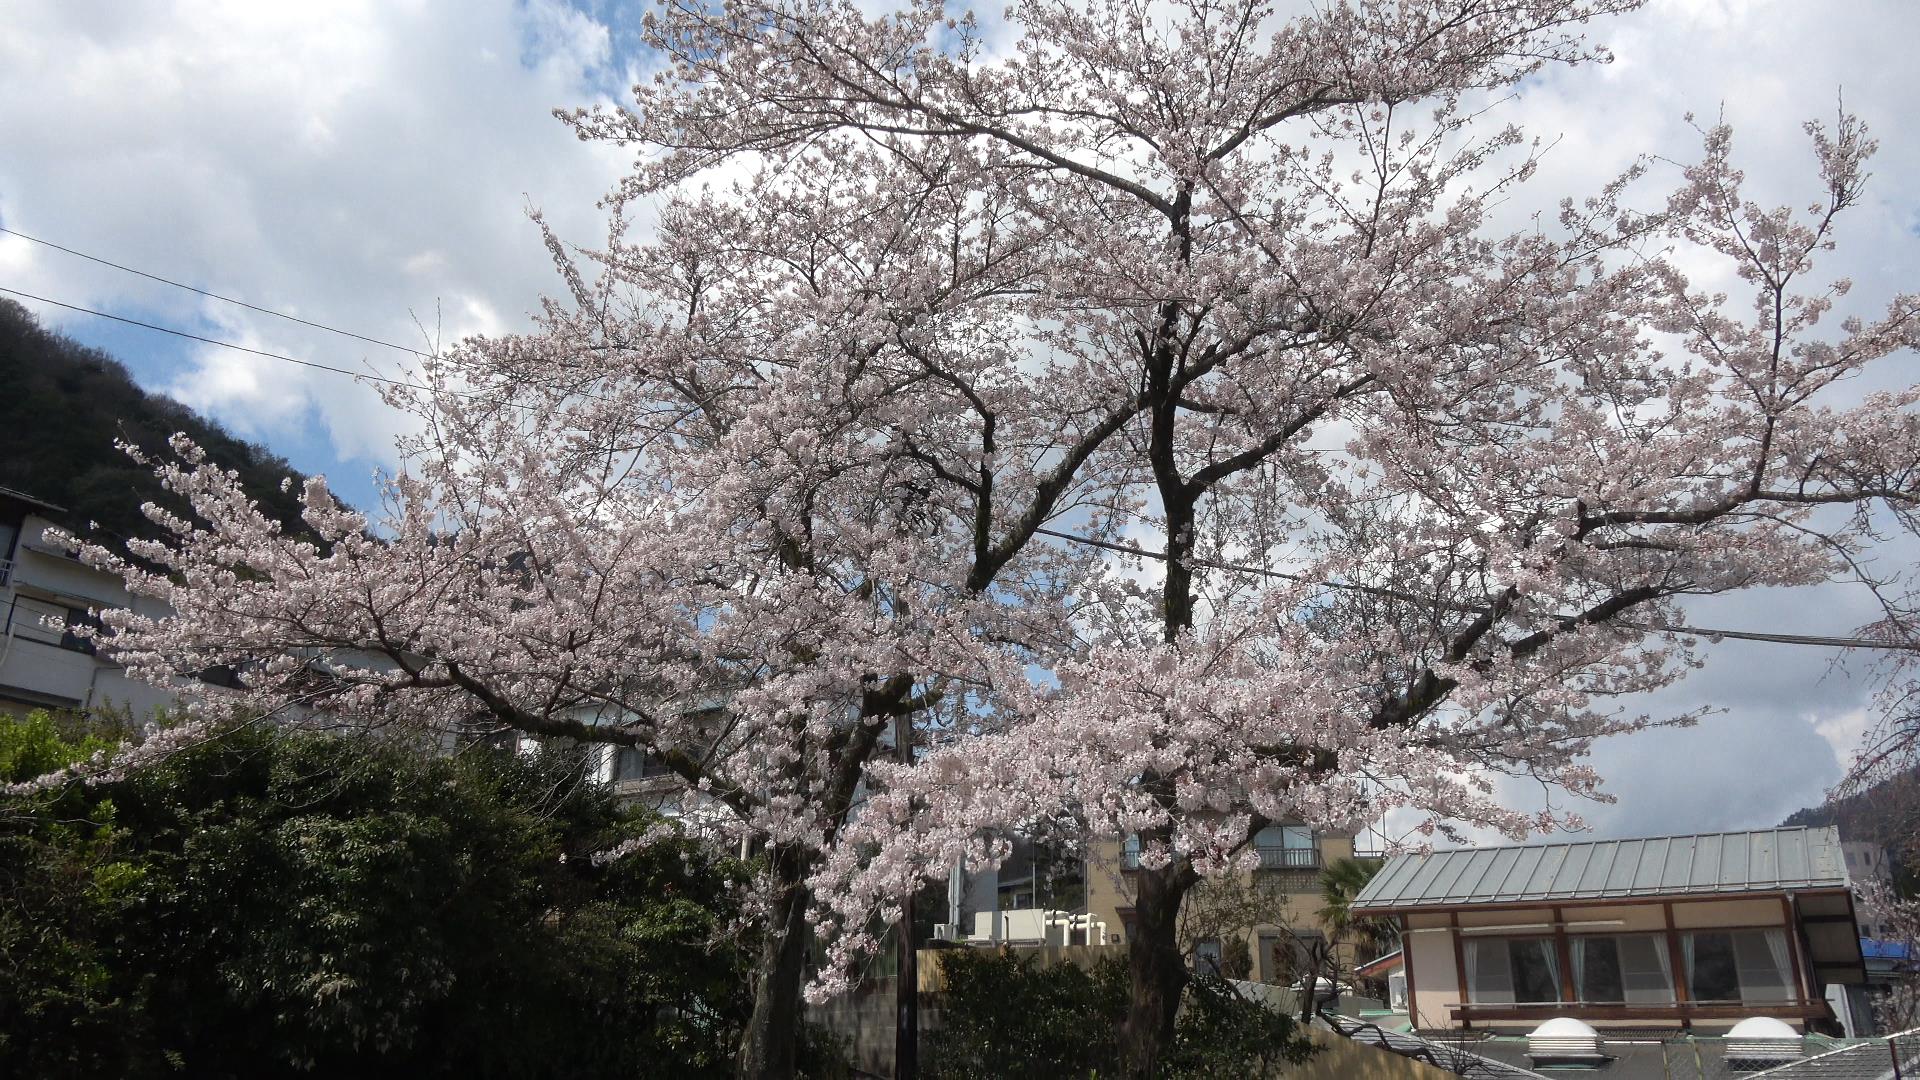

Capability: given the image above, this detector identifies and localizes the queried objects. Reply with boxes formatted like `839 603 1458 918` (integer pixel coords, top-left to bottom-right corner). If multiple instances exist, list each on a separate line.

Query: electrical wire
0 285 539 411
1033 527 1920 653
6 236 1912 655
0 225 429 357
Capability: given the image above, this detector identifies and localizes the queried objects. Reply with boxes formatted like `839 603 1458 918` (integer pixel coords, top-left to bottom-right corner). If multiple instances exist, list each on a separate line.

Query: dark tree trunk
1119 861 1198 1078
736 847 813 1080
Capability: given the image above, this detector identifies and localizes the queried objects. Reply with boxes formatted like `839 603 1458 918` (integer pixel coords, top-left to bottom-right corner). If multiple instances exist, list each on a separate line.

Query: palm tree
1317 857 1395 965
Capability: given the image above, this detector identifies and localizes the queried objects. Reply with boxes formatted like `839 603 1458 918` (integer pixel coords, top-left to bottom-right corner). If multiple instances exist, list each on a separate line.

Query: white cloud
1813 706 1873 772
0 0 634 469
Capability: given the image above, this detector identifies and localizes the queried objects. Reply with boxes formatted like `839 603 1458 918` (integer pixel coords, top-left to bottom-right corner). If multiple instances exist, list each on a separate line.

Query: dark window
1578 936 1625 1002
1686 929 1790 1003
58 606 100 654
1687 932 1741 1002
197 664 243 689
1574 934 1673 1003
1466 937 1562 1004
1509 938 1561 1003
613 746 673 781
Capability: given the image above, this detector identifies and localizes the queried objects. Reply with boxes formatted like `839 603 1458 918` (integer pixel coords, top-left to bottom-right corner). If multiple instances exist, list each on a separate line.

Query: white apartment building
0 486 176 718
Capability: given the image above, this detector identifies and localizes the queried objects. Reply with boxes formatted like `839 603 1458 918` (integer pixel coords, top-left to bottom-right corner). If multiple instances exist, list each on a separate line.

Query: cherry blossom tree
40 1 1920 1077
62 179 1126 1075
560 0 1914 1073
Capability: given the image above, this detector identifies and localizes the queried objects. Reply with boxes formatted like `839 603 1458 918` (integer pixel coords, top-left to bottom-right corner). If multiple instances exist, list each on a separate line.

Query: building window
1120 835 1142 870
1465 937 1562 1004
1684 929 1792 1003
58 606 100 654
1572 934 1674 1003
1253 825 1318 870
1194 938 1223 976
613 746 673 781
197 664 244 689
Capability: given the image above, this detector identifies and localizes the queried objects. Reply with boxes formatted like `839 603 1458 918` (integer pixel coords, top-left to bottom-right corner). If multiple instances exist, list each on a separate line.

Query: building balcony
1254 845 1320 871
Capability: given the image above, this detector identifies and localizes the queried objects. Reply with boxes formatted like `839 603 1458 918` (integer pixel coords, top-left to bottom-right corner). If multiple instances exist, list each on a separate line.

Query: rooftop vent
1724 1016 1803 1069
1527 1017 1605 1065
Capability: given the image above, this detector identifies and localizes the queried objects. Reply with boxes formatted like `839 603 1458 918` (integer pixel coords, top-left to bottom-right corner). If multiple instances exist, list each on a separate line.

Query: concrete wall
1404 914 1461 1031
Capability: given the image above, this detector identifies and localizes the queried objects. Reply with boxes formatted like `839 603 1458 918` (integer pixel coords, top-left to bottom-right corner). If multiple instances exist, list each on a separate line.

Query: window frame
1464 935 1564 1005
1568 932 1675 1005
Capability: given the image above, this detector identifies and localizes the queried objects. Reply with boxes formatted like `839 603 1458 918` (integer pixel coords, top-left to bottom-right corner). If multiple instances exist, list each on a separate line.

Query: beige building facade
1084 826 1365 983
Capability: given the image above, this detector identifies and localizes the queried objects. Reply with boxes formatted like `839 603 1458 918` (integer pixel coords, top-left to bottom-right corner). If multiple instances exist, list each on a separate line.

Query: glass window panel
1576 937 1624 1002
1733 930 1790 1002
1687 932 1741 1002
614 746 671 781
1509 938 1562 1003
1467 939 1514 1004
1618 935 1675 1003
1282 826 1314 850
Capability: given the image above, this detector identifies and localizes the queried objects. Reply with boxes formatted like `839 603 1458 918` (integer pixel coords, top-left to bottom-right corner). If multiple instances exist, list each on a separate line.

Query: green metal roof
1351 827 1850 912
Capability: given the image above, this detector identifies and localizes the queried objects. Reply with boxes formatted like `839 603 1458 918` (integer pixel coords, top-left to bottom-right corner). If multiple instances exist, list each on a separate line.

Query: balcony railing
1255 845 1320 871
1450 999 1835 1025
0 556 11 585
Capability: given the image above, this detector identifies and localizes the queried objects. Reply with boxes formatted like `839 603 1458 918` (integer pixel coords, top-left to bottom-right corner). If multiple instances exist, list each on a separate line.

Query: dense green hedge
0 713 770 1079
926 948 1315 1079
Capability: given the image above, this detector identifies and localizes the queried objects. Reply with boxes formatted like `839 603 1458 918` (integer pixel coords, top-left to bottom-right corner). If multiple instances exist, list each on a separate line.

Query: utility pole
894 709 918 1079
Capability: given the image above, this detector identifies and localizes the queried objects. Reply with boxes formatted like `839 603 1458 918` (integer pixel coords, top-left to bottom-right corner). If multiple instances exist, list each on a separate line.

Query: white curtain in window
1540 939 1561 999
1763 929 1792 992
1648 935 1674 1001
1569 938 1587 1000
1462 935 1479 998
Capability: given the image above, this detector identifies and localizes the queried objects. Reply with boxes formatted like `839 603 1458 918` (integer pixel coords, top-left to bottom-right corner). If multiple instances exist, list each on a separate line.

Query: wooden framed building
1350 827 1868 1035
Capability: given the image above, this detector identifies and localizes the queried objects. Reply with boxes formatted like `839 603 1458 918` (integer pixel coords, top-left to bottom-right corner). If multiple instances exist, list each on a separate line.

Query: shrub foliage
0 713 757 1079
926 949 1314 1078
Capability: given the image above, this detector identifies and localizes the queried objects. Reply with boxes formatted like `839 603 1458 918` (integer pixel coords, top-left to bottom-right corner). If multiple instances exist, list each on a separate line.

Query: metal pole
895 709 918 1079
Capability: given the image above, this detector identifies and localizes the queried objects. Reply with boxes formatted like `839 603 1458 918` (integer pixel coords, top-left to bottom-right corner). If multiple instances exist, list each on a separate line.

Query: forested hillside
1783 767 1920 885
0 298 315 547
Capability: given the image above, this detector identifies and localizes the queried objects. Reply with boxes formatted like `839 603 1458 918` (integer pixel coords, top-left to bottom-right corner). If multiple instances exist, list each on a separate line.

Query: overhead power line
1033 527 1920 654
3 236 1909 655
0 225 429 357
0 285 519 409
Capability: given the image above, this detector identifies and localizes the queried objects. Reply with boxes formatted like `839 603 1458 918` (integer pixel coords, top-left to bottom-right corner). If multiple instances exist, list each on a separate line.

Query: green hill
0 298 315 549
1782 766 1920 890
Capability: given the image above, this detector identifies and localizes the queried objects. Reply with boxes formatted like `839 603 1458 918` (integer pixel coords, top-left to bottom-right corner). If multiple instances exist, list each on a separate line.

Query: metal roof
1351 827 1850 912
0 485 65 514
1749 1030 1918 1078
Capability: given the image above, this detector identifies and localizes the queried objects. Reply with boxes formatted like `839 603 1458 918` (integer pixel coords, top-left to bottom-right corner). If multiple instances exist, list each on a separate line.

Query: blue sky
4 0 1918 841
